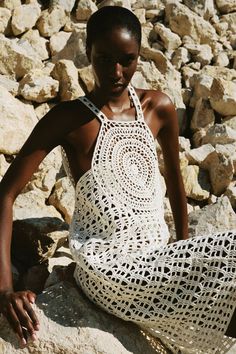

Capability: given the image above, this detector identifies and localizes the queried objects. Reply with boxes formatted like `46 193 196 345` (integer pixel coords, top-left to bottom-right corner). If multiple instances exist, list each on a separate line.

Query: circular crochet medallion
92 121 159 210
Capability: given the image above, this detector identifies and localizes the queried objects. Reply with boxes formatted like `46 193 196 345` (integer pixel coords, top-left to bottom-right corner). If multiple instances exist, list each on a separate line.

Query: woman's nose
109 62 123 80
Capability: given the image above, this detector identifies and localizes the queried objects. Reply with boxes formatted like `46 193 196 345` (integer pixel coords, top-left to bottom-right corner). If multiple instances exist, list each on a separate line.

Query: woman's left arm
156 94 188 241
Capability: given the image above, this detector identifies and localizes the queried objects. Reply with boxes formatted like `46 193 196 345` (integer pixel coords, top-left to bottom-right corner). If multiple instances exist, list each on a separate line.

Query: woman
0 6 235 353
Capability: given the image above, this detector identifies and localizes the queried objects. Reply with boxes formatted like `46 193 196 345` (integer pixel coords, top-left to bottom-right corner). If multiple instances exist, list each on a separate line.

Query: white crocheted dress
62 85 236 354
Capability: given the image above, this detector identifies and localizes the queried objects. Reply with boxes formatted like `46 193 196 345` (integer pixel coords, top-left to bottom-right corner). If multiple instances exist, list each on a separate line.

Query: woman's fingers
12 296 36 337
23 296 39 331
5 302 27 346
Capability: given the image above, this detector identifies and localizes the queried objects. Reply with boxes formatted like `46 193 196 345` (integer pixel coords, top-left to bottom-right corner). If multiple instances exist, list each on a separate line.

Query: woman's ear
86 46 91 63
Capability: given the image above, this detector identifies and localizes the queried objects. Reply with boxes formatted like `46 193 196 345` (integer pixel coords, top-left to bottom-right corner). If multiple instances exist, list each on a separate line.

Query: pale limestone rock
11 3 41 35
37 6 68 37
184 43 213 66
18 70 59 103
146 8 164 19
50 0 76 12
183 0 216 20
223 116 236 131
23 147 63 197
98 0 131 10
181 88 192 106
49 177 75 224
165 2 218 47
34 102 51 120
0 281 168 354
0 36 43 79
52 29 89 68
75 0 97 21
208 152 234 195
21 29 49 61
178 136 191 152
200 64 236 81
0 8 11 34
188 196 236 237
214 21 228 36
208 194 218 204
154 23 181 51
224 181 236 209
213 51 229 67
0 75 19 96
0 0 21 10
49 31 71 56
215 143 236 172
47 245 73 274
181 65 198 88
0 87 37 154
215 0 236 14
186 144 215 165
78 65 94 92
191 98 215 132
171 47 190 69
51 59 84 101
0 154 9 177
210 78 236 116
132 0 158 9
192 129 207 148
134 8 146 24
131 70 150 90
202 124 236 146
63 19 87 32
181 165 210 201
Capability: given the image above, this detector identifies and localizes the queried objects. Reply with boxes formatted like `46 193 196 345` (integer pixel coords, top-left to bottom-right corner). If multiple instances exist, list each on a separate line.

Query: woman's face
87 27 140 96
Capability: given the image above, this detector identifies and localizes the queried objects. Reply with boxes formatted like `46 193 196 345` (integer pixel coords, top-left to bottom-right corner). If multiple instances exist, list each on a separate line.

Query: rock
0 154 9 177
0 0 21 10
0 87 38 154
23 147 63 197
191 98 215 132
52 29 89 68
0 8 11 34
215 0 236 14
11 3 41 36
49 31 71 56
21 264 50 294
132 0 158 9
133 9 146 24
183 0 216 20
184 43 213 66
98 0 132 10
186 144 215 165
213 51 229 67
51 59 84 101
154 23 181 51
0 36 43 79
50 0 76 12
78 65 95 92
18 70 59 103
181 65 199 88
34 102 52 120
49 177 75 224
188 196 236 237
171 47 190 69
0 74 19 96
0 281 169 354
208 152 234 195
202 124 236 146
37 5 68 37
181 88 192 106
210 78 236 116
224 181 236 209
199 65 236 81
223 116 236 131
165 2 218 47
21 29 49 61
215 143 236 172
178 136 191 152
75 0 98 21
192 129 207 148
181 165 210 201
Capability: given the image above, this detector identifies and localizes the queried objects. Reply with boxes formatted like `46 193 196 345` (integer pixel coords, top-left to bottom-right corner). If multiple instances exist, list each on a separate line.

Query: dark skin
0 26 235 346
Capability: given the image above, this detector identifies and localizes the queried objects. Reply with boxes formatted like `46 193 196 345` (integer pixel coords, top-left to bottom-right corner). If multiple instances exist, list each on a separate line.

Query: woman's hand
0 290 39 347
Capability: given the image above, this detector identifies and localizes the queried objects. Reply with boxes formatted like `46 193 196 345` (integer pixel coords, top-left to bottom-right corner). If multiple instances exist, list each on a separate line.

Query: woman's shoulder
135 87 174 110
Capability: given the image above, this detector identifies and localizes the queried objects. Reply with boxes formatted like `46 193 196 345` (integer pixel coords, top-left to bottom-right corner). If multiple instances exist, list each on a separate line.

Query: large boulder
0 281 168 354
11 3 41 36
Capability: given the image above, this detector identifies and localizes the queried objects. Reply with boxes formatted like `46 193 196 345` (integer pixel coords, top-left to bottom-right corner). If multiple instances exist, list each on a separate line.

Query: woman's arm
156 94 188 241
0 104 65 345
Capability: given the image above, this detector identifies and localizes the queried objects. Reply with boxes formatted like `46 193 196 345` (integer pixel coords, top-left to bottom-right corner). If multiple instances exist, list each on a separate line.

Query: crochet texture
62 85 236 354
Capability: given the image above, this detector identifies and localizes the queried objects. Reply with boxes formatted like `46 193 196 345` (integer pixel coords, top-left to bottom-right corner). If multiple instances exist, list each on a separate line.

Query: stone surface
188 196 236 237
184 43 213 66
181 165 210 200
0 36 43 79
50 0 76 12
171 47 190 69
0 281 169 354
154 23 181 51
37 6 68 37
21 30 49 61
215 0 236 14
49 176 75 224
76 0 98 21
11 4 41 36
0 8 11 34
78 65 95 92
191 98 215 132
186 144 215 165
202 124 236 146
18 70 59 103
210 78 236 116
49 31 71 56
51 59 84 101
0 74 19 96
0 154 9 178
0 87 38 154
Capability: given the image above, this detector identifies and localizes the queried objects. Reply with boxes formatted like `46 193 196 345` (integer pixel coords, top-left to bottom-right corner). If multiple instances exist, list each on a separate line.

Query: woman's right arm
0 104 67 346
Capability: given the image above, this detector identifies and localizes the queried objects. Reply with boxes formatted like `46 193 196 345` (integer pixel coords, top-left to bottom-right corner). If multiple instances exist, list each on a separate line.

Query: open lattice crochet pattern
61 85 236 354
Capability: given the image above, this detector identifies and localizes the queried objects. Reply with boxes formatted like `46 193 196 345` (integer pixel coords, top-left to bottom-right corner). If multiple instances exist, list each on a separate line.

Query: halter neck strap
78 85 144 123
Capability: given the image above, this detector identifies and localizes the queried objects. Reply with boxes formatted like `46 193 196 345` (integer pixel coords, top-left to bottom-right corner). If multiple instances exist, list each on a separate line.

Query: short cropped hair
86 6 142 50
